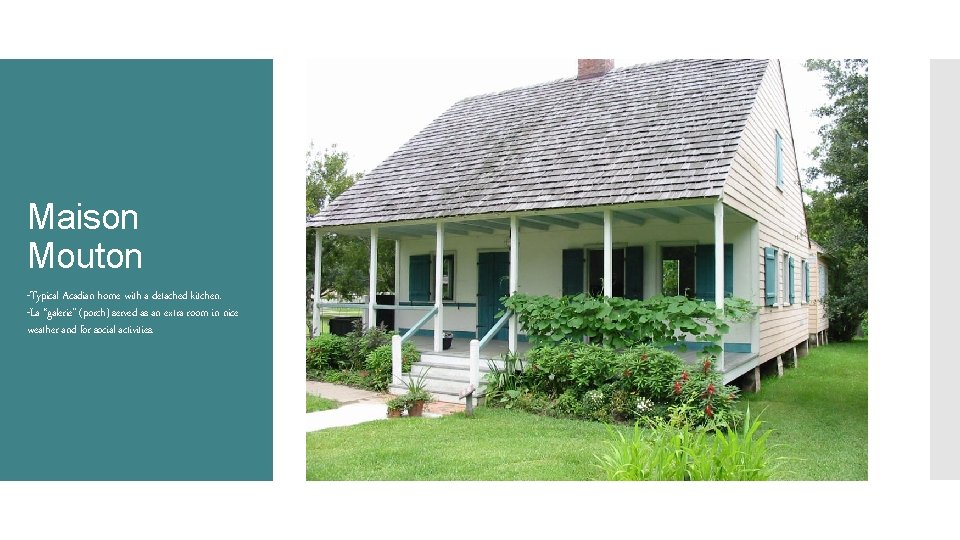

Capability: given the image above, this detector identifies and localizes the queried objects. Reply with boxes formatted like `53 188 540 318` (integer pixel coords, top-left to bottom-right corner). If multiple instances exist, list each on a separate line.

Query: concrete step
410 363 489 381
417 354 511 372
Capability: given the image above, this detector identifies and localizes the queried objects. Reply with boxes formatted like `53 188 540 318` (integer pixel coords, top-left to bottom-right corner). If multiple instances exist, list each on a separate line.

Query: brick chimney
577 59 614 80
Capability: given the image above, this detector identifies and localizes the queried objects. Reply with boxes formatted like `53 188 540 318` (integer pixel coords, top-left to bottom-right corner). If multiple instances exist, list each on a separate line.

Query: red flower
702 359 712 374
681 371 689 381
705 404 713 418
706 383 715 396
623 369 633 378
641 354 649 361
673 381 682 395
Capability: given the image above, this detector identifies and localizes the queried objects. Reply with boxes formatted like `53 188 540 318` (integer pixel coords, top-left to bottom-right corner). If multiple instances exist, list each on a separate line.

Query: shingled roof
309 59 770 229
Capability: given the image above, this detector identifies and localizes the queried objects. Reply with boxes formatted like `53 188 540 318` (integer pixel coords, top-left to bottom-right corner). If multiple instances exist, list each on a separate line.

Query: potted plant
400 369 433 417
442 331 454 350
386 395 406 418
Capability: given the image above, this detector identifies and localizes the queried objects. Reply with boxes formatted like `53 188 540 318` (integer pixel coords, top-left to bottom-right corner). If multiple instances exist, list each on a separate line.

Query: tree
306 144 395 314
804 59 868 341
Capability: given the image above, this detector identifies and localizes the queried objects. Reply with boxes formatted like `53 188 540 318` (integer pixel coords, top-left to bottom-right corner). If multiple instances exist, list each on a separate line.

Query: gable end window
775 132 784 189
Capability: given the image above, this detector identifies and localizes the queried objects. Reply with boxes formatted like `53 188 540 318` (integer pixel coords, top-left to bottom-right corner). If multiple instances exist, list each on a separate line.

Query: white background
0 1 945 537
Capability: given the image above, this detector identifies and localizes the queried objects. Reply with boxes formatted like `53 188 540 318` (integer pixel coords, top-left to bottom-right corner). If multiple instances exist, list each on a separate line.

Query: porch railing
468 310 513 388
390 305 438 385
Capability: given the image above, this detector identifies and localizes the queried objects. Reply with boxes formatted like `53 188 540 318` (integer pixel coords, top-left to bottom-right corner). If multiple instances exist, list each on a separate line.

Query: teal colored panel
0 60 272 479
409 254 431 302
624 246 644 300
695 244 733 300
477 252 509 340
562 249 584 296
764 247 778 306
788 256 796 304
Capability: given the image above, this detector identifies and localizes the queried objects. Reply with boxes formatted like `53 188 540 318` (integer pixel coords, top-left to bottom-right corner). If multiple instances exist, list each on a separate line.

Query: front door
477 251 510 340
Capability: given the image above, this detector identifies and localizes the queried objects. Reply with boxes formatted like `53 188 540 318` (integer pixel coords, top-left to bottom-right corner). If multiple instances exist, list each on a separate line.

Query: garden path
305 381 464 432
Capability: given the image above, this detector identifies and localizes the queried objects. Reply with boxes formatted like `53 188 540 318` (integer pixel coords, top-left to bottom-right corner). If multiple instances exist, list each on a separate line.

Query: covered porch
310 197 760 389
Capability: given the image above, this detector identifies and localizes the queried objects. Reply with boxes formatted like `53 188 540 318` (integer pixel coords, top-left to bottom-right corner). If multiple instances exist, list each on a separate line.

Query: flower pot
387 408 403 418
442 336 453 350
407 401 425 417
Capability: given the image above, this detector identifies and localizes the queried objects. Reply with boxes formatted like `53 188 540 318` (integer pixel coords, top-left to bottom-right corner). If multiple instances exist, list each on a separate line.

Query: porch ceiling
326 202 755 239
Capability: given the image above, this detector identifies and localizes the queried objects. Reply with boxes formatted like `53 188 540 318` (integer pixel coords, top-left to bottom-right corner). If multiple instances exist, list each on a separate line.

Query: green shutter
409 254 431 302
695 244 733 301
804 261 810 303
562 249 584 296
788 256 795 305
764 247 777 306
775 132 784 187
624 246 644 300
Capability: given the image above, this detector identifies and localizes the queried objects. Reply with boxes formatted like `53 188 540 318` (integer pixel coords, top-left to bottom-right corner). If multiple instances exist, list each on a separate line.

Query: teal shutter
695 244 733 300
764 247 777 306
562 249 584 296
804 261 810 303
775 132 784 187
624 246 644 300
788 256 795 305
409 254 431 302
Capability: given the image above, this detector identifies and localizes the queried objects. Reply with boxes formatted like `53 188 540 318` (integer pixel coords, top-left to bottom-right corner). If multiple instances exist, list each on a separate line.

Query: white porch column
714 200 725 371
509 216 519 354
368 227 378 329
434 222 445 352
603 210 613 298
312 231 322 336
394 240 400 305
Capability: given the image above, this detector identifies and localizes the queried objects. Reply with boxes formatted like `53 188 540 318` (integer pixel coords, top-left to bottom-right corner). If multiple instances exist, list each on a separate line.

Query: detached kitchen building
308 59 828 401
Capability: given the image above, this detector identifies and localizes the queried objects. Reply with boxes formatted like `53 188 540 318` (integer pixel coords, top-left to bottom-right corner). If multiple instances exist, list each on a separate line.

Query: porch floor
407 335 757 385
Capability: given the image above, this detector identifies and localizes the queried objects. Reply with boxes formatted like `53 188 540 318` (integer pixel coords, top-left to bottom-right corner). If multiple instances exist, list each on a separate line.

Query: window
408 253 455 302
661 246 696 299
803 260 810 303
775 132 785 188
781 252 789 306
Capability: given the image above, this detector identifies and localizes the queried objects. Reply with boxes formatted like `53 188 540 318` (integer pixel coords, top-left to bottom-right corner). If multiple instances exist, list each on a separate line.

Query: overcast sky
306 58 830 187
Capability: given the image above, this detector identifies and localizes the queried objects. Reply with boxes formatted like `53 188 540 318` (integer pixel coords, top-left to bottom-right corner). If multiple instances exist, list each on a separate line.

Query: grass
307 407 629 480
306 307 364 337
740 340 867 480
306 341 867 480
306 394 339 413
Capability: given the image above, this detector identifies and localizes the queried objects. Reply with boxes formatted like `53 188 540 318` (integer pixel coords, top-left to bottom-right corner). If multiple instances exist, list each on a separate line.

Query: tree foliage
804 59 868 341
306 144 395 311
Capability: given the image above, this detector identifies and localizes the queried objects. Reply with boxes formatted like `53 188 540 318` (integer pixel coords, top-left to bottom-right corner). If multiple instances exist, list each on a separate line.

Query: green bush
615 345 684 402
364 343 420 391
671 358 743 429
594 408 775 481
306 334 351 373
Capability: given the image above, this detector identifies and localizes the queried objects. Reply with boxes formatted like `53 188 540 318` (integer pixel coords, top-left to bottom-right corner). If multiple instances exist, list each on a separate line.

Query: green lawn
741 340 867 480
306 341 867 480
306 307 364 337
306 394 339 413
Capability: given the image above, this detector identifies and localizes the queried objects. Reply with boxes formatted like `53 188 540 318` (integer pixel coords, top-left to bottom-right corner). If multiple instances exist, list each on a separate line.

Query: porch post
394 240 400 305
368 227 378 329
312 231 322 336
434 222 444 352
603 209 613 298
714 200 725 371
509 216 519 354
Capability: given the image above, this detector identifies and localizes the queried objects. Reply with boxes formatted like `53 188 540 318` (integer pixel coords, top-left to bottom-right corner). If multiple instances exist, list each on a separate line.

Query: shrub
670 357 743 428
364 343 420 391
594 407 775 481
344 322 394 369
614 345 684 402
306 334 351 373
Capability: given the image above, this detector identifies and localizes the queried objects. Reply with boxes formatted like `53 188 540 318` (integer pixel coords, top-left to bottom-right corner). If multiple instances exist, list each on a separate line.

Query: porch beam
470 219 510 230
449 222 495 234
566 213 604 225
714 200 725 371
679 206 714 220
434 222 445 352
312 232 322 336
612 211 646 226
509 216 519 354
603 210 613 298
368 227 378 329
437 224 469 236
525 215 579 229
639 208 682 224
518 218 549 231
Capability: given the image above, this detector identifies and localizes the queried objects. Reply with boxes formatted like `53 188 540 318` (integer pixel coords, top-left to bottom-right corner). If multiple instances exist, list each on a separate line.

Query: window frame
775 131 785 190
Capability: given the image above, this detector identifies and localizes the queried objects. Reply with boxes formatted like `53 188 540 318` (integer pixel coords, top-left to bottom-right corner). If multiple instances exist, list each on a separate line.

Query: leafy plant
594 407 776 481
398 368 433 403
502 293 755 352
364 342 420 390
306 334 351 374
387 395 408 413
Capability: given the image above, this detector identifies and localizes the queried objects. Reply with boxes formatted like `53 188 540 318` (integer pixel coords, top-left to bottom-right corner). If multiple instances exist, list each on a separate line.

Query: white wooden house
308 59 827 401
